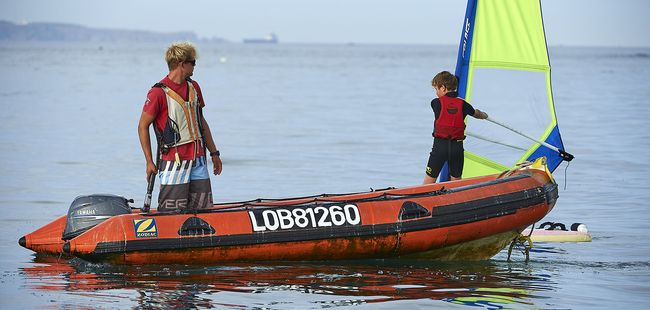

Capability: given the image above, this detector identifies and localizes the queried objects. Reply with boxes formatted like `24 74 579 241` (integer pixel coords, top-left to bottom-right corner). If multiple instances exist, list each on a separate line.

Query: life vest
434 96 466 140
153 80 203 152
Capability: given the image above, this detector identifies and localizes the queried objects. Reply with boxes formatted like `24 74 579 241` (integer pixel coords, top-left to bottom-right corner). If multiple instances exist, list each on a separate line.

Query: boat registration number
249 204 361 232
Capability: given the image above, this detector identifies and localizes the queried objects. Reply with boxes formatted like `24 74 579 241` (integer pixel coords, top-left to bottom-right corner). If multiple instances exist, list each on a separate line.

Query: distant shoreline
0 20 227 43
2 21 649 48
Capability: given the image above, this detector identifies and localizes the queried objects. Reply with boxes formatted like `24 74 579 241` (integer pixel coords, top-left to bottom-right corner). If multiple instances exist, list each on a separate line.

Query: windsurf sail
440 0 571 181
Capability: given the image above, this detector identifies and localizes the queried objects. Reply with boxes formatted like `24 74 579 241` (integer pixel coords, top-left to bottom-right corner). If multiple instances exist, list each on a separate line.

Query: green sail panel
470 0 550 71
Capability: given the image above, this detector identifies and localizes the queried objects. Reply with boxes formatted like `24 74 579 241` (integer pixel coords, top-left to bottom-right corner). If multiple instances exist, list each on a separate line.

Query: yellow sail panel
471 0 549 71
463 152 509 179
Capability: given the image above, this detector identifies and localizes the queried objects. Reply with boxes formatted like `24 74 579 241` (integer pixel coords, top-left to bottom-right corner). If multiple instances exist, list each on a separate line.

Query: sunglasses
184 59 196 66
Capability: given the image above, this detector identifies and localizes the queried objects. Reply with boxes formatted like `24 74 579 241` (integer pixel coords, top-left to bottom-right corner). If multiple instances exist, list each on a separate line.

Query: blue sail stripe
439 0 478 183
455 0 478 99
526 126 566 172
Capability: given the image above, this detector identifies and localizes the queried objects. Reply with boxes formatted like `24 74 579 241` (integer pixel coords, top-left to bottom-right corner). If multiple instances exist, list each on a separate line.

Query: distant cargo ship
243 33 278 44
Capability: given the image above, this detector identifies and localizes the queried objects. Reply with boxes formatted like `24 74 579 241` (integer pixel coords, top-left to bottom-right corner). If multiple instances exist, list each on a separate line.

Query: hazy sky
2 0 649 47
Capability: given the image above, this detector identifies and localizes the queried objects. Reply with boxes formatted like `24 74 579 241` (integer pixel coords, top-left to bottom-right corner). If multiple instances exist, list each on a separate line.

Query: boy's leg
423 174 437 184
447 141 465 180
424 141 447 184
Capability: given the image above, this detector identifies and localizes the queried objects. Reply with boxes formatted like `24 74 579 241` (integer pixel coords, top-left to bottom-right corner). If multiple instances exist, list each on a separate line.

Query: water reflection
21 254 557 309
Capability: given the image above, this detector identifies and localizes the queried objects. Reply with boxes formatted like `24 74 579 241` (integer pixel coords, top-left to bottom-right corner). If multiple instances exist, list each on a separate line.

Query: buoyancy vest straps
162 86 200 143
184 85 202 156
185 77 205 149
184 84 201 148
164 86 190 165
152 81 204 162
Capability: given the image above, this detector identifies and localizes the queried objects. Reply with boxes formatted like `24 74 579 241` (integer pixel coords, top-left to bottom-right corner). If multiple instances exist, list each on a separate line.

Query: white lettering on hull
249 204 361 232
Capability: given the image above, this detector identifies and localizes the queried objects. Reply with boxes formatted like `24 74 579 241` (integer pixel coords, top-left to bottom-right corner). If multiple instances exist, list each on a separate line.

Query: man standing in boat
423 71 487 184
138 42 222 212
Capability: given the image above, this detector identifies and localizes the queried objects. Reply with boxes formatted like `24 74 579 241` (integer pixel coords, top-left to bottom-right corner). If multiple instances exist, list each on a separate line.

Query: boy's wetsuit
426 91 476 179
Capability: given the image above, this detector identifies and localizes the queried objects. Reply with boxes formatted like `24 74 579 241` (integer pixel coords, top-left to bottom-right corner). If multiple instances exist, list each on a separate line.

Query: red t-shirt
143 76 206 161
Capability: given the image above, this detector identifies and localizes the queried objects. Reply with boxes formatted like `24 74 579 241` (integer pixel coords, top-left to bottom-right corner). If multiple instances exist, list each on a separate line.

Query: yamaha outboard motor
62 194 133 240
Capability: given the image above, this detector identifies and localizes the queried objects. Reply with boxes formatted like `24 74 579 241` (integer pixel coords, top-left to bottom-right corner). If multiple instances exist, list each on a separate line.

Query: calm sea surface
1 42 649 309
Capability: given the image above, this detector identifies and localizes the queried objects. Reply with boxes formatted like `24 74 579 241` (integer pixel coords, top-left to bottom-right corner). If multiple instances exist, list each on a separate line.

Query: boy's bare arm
473 109 488 119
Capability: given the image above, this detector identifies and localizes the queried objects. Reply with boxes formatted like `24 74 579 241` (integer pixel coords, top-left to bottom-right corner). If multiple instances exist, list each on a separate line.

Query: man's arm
201 115 223 175
138 111 157 180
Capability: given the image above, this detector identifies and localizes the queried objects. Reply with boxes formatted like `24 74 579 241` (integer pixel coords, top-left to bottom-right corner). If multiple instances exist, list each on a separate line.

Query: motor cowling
62 194 132 240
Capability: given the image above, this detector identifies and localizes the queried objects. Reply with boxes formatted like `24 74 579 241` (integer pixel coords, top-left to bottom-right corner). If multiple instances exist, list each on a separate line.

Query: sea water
0 42 649 309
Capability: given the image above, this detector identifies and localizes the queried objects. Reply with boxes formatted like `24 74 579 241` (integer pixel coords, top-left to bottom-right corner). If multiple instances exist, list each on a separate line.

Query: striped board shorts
157 156 213 212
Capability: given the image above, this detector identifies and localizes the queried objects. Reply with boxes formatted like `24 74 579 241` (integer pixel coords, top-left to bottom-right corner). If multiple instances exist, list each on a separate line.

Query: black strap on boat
154 176 532 216
147 174 537 217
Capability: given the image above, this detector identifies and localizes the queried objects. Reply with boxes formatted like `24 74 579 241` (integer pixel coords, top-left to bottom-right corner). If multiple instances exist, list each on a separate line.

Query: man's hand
211 155 222 175
146 161 158 180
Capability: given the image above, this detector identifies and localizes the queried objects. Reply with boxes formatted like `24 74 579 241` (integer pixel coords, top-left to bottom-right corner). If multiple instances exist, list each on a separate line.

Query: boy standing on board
423 71 488 184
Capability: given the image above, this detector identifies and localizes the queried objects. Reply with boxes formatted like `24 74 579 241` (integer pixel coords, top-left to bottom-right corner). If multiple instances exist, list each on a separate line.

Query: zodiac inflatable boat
21 0 576 264
20 160 558 264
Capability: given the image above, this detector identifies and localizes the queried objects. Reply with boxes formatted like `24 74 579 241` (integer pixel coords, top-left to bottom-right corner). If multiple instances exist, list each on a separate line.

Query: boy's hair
165 42 198 71
431 71 458 91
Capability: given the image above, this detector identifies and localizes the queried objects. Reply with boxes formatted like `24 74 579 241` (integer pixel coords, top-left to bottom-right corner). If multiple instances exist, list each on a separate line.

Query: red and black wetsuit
426 91 476 179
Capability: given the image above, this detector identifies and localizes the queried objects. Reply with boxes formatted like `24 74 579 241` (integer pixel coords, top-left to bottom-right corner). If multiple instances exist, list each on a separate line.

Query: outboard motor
62 194 132 240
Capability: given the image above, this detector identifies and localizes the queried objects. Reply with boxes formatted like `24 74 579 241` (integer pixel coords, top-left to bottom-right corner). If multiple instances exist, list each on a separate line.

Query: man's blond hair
165 42 198 71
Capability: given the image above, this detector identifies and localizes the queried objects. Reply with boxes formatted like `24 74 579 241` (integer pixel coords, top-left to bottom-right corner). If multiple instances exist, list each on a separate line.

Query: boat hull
21 165 558 264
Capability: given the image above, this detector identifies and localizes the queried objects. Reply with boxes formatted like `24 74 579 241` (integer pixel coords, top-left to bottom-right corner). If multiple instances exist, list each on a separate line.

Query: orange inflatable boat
19 161 557 264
